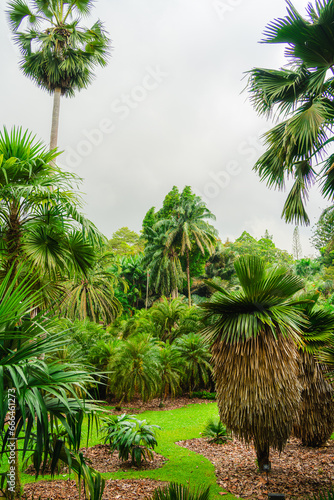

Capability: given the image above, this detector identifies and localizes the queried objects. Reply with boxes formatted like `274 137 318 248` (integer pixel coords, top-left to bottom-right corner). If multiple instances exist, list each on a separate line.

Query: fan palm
143 227 184 299
7 0 110 150
158 196 217 306
247 0 334 225
109 335 160 403
157 342 183 403
201 255 306 469
150 298 188 342
59 254 122 325
293 296 334 447
175 333 212 394
0 127 101 298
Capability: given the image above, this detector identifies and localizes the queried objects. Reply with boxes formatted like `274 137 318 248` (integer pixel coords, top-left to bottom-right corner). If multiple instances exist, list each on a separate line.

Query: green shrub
202 418 232 444
146 482 210 500
101 413 161 466
190 391 216 400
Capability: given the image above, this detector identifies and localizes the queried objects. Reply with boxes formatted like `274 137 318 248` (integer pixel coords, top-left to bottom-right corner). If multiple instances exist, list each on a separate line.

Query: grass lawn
3 402 240 499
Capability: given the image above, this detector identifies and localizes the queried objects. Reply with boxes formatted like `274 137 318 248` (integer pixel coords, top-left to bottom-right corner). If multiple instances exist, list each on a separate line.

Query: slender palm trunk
50 88 61 152
186 248 191 307
145 271 149 310
5 202 21 278
254 438 270 471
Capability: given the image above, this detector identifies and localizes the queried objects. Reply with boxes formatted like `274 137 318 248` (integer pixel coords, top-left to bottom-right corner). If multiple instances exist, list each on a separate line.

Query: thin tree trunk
145 271 149 310
50 88 61 152
186 249 191 307
254 438 270 471
5 202 21 278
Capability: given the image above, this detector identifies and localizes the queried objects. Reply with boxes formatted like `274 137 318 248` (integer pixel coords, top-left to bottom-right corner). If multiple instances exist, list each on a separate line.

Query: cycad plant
101 414 160 466
201 255 306 470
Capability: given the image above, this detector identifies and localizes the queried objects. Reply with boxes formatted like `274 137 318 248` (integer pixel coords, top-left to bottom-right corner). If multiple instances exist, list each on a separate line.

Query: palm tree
150 298 188 342
159 196 217 307
143 227 184 299
109 334 160 403
59 254 123 325
0 127 101 292
247 0 334 225
294 297 334 446
157 342 183 404
175 333 212 394
201 255 306 470
7 0 110 150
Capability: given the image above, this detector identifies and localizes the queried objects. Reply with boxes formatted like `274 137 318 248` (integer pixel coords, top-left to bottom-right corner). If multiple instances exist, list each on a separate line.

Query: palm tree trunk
5 202 21 277
50 88 61 151
186 249 191 307
145 271 149 310
254 437 270 471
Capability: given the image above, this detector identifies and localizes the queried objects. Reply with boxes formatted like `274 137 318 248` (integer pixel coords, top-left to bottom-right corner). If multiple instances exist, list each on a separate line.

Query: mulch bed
177 436 334 499
25 445 166 476
81 444 167 473
106 396 208 414
23 478 168 500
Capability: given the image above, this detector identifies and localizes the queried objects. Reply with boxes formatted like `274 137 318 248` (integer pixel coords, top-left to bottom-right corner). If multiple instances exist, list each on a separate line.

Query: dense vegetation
3 0 334 498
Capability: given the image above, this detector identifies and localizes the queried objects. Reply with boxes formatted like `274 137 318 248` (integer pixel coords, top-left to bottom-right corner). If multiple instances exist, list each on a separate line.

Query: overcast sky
0 0 329 256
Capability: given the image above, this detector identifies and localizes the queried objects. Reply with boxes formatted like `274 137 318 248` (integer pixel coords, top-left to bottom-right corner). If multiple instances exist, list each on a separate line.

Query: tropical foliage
7 0 110 149
147 483 210 500
101 414 160 466
247 0 334 224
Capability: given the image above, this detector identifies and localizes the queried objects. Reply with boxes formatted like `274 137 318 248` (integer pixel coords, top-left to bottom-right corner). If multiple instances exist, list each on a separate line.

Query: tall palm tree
0 127 101 290
247 0 334 225
159 196 217 307
7 0 110 150
201 255 306 470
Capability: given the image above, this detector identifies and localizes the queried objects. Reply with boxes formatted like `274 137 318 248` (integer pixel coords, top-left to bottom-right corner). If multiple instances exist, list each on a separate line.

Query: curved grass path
17 402 240 499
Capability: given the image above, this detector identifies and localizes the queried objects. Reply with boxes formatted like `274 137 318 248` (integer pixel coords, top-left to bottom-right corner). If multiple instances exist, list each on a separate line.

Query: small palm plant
202 418 232 444
146 482 210 500
101 414 161 466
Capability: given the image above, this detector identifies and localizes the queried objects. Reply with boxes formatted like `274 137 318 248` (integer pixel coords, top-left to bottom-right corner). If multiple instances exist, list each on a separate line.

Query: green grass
1 402 240 499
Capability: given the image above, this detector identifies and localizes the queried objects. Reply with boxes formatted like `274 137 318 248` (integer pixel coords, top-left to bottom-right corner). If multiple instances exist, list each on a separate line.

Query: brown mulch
25 445 166 476
177 436 334 499
80 444 167 473
106 396 208 414
23 478 167 500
